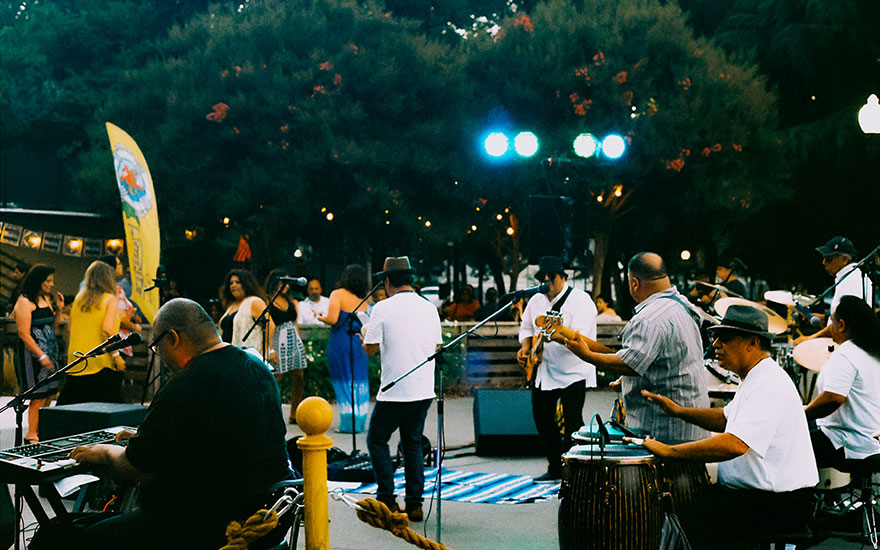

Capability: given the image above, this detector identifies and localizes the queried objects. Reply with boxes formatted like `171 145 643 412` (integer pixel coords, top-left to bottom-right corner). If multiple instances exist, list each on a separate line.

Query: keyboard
0 426 132 484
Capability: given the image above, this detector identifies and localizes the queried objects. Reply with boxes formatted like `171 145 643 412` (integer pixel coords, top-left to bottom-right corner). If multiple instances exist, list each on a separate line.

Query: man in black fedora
797 236 873 345
363 256 442 522
632 304 818 548
516 255 598 482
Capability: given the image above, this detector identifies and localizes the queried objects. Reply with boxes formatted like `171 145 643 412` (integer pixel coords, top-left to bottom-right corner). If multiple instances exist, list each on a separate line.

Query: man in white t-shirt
805 295 880 467
297 279 330 326
516 256 597 482
636 305 818 548
797 236 873 345
363 257 442 523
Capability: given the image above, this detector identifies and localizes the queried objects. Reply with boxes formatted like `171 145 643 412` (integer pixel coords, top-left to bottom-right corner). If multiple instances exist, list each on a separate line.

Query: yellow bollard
296 396 334 550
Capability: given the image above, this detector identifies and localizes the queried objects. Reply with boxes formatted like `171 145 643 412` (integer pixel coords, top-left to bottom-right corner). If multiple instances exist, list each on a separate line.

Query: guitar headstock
535 312 563 341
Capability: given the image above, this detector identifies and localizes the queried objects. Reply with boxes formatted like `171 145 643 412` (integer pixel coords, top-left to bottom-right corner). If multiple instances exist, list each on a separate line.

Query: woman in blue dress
319 265 370 433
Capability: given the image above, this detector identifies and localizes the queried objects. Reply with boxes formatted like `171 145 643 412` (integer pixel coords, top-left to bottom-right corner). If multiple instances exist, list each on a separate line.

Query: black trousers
809 422 848 469
531 380 586 474
677 485 814 549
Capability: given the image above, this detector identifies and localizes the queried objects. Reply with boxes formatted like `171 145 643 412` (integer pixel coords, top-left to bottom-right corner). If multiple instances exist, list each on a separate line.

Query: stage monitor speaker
527 195 573 265
473 389 542 456
39 402 149 441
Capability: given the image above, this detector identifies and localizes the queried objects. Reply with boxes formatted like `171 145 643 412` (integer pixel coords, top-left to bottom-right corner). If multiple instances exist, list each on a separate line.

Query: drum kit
695 283 834 401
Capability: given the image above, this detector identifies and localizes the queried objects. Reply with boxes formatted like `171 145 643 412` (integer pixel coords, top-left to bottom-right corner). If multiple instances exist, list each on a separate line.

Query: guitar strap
549 286 574 315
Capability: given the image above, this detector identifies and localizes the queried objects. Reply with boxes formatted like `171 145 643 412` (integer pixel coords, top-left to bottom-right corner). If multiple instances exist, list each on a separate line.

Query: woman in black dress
13 264 64 443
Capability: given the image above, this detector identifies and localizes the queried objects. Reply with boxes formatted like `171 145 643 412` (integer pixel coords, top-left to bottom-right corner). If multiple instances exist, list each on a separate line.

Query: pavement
0 391 870 549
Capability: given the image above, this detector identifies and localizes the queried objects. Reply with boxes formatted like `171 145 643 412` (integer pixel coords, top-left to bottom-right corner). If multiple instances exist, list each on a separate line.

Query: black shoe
534 471 562 483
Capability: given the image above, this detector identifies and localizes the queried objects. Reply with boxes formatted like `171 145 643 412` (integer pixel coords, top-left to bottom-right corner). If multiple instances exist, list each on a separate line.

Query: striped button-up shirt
617 286 709 442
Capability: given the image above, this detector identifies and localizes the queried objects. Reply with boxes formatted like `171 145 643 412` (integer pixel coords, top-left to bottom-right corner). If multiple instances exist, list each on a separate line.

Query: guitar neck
535 315 615 354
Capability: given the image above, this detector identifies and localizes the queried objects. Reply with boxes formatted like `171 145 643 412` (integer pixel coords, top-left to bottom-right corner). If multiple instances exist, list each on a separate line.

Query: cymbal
713 297 788 335
695 281 743 299
793 338 837 372
763 290 817 308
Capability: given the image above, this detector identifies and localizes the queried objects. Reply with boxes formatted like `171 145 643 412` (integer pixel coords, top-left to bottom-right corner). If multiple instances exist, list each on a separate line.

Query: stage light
681 250 692 261
573 133 599 158
859 94 880 134
514 132 539 157
484 132 509 157
602 134 626 159
105 238 124 254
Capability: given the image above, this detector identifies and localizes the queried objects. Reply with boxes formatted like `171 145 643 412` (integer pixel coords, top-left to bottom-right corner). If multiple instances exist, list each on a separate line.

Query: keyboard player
62 298 293 550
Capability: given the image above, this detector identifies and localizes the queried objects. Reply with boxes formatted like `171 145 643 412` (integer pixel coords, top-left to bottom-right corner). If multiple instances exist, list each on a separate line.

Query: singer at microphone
514 256 600 482
499 283 550 304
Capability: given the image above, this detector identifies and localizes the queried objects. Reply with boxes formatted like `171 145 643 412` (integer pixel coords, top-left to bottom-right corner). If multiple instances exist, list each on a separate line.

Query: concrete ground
0 391 870 549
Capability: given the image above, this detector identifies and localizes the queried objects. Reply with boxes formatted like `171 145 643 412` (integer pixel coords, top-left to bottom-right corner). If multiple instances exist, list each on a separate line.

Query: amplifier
473 389 542 456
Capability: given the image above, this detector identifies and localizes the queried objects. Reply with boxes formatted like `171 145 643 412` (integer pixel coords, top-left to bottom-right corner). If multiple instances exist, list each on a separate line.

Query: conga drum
655 458 710 512
559 445 663 550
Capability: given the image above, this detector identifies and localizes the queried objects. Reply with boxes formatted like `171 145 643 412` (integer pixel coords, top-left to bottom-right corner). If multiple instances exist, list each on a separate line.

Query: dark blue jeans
367 399 432 506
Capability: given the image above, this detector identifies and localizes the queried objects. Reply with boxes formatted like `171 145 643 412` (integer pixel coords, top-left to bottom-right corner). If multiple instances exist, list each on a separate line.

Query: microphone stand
0 337 121 550
242 289 284 360
381 297 520 544
805 243 880 309
341 281 382 454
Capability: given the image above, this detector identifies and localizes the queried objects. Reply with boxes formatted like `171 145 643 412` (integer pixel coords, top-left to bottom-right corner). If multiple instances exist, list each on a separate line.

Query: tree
465 0 785 297
69 0 474 289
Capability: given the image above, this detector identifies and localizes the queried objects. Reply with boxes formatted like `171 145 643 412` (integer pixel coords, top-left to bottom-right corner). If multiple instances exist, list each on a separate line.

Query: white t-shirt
298 296 330 326
363 291 442 402
719 358 818 492
817 340 880 459
519 284 598 390
832 263 873 313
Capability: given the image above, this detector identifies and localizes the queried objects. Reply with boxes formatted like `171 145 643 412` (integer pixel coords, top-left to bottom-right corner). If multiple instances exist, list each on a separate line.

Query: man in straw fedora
632 304 818 548
363 257 442 522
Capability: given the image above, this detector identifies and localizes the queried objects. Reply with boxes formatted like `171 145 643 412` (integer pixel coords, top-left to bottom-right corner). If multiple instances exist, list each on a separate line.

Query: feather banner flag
106 122 161 323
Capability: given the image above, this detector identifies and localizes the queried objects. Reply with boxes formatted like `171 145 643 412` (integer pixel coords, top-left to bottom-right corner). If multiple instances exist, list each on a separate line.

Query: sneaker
405 505 424 522
534 471 562 483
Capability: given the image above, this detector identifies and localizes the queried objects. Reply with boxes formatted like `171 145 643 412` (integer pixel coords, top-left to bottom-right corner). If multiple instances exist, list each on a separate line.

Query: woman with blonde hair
57 261 124 405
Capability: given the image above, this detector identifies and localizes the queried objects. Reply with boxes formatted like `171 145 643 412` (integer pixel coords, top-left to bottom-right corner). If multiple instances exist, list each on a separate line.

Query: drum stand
382 298 519 544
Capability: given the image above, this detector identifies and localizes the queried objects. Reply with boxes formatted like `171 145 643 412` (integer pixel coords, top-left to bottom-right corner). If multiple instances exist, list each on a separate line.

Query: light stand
381 297 520 543
0 337 122 550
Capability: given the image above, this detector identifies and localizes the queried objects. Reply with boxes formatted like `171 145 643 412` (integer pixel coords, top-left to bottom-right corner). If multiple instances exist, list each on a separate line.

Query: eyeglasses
712 332 742 345
148 330 170 354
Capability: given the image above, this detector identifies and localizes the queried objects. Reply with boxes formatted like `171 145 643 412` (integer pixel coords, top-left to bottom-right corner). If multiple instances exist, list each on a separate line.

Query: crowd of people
2 232 879 548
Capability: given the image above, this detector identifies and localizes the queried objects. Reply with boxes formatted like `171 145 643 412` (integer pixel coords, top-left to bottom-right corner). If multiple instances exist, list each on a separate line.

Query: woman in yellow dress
57 261 125 405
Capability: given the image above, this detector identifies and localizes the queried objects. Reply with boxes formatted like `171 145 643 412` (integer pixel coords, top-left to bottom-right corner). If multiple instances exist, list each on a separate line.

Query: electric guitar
534 314 615 352
523 313 564 387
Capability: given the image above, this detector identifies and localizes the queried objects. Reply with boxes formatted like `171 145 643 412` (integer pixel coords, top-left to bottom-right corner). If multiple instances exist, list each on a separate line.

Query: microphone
500 283 550 303
794 303 823 328
100 333 143 355
278 276 308 286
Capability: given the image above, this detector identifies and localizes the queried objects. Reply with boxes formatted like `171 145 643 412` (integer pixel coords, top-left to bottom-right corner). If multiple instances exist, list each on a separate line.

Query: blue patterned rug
351 467 559 504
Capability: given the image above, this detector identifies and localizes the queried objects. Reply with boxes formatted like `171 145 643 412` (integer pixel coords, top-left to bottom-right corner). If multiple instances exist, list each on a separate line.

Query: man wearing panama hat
363 257 442 522
633 304 818 548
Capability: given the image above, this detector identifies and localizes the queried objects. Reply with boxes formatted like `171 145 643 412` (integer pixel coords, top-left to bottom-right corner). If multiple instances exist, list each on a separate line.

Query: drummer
691 256 750 305
634 305 817 548
805 296 880 468
564 252 709 443
796 236 873 344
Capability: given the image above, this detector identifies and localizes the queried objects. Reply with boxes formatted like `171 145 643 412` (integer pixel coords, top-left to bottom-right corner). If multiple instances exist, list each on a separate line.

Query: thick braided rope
219 509 279 550
355 498 453 550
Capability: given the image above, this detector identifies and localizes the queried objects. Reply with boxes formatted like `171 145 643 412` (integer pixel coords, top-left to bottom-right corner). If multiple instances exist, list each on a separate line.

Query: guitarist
516 256 598 482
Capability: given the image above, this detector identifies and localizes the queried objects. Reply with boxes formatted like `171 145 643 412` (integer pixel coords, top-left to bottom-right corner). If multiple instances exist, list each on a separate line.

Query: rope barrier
219 509 279 550
354 497 454 550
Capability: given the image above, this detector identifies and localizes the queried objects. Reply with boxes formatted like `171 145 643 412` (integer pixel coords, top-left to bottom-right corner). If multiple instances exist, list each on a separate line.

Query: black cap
816 236 856 257
535 256 565 280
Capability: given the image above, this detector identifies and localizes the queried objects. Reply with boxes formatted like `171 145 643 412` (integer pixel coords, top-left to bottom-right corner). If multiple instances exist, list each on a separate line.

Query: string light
506 227 515 236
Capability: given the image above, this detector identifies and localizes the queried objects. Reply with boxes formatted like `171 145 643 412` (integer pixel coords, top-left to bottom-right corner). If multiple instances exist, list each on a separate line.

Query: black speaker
527 195 574 264
473 389 542 456
39 402 149 440
0 484 12 549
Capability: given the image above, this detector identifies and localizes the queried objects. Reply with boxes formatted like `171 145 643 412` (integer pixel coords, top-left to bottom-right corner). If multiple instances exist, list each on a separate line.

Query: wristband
38 354 48 362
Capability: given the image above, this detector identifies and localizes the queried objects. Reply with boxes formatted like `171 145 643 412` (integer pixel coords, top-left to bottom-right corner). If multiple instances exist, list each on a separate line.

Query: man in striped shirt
565 252 709 442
